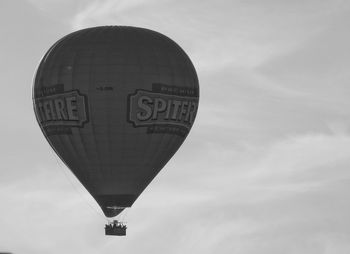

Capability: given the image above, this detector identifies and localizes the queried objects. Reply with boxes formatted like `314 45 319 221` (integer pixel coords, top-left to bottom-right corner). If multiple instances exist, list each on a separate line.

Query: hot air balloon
32 26 199 235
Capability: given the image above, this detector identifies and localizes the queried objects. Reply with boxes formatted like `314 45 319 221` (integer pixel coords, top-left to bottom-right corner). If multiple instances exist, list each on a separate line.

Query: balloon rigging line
50 150 108 222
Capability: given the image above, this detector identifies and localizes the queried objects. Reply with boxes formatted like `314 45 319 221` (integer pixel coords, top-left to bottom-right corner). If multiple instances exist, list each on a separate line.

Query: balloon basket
105 220 127 236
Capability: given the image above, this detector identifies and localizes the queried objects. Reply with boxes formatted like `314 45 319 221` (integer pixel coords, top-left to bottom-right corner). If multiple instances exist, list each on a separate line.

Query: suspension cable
50 150 108 222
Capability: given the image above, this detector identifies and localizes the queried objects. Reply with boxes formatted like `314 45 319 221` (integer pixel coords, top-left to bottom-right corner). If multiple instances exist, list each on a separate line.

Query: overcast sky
1 0 350 253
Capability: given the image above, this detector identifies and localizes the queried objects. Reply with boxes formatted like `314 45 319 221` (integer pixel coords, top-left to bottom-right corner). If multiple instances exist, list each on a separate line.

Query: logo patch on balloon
34 84 88 135
128 83 199 136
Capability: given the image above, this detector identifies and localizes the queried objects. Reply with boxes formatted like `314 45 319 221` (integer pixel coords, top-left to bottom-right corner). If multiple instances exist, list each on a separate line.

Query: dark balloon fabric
33 26 199 217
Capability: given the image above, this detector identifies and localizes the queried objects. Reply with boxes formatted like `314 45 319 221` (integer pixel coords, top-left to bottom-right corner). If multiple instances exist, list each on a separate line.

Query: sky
1 0 350 253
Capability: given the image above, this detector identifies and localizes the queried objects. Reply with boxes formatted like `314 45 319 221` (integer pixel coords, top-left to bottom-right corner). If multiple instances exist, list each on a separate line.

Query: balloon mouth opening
96 194 136 217
104 206 125 218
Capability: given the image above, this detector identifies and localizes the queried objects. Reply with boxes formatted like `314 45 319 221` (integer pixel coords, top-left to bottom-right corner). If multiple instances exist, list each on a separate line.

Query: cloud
190 132 350 254
71 0 163 30
258 8 350 102
244 133 350 192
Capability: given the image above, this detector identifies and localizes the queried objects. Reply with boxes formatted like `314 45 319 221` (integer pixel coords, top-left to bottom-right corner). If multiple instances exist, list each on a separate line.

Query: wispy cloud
71 0 163 30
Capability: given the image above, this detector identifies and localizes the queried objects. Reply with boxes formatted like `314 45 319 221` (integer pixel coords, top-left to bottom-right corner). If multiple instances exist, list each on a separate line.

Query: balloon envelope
33 26 199 217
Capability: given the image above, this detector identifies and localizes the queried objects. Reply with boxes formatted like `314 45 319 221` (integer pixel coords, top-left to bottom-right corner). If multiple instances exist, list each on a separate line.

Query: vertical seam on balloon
61 31 90 184
155 57 179 177
145 31 171 185
63 39 87 182
105 30 113 179
53 39 81 176
134 29 159 189
132 28 148 186
120 27 127 186
137 28 151 176
70 35 94 186
88 30 104 188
